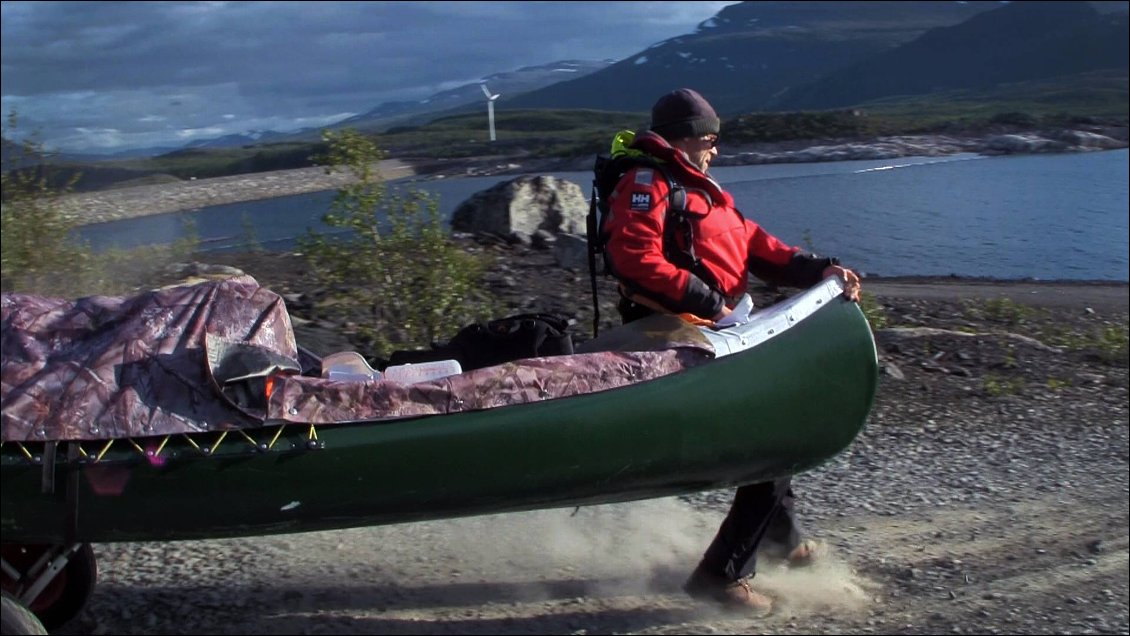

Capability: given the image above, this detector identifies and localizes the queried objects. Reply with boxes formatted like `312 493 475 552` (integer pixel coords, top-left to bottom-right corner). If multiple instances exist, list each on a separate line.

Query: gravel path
53 299 1128 635
56 160 416 225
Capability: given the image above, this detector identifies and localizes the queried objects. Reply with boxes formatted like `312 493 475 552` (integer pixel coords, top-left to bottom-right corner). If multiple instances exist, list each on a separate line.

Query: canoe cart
1 275 877 631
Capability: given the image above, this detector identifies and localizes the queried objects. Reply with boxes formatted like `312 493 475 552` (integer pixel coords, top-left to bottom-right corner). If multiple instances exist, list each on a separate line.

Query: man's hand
822 265 861 302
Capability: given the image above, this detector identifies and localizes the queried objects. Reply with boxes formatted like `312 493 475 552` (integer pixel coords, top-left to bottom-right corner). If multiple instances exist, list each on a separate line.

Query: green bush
858 291 888 331
3 111 201 297
989 111 1038 128
1 114 84 292
299 129 499 358
983 373 1026 397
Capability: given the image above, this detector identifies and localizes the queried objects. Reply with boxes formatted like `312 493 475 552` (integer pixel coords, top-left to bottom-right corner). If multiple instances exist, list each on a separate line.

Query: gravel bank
56 160 416 225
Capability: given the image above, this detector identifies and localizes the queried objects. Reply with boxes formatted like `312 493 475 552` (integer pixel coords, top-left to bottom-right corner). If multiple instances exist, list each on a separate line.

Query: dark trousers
617 297 803 581
701 478 801 580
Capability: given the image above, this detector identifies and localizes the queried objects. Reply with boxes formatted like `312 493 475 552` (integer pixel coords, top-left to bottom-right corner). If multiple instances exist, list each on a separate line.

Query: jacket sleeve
604 167 725 317
745 221 838 289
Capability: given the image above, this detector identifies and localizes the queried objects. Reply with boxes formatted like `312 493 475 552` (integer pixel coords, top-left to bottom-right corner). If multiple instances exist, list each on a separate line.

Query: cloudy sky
1 1 737 154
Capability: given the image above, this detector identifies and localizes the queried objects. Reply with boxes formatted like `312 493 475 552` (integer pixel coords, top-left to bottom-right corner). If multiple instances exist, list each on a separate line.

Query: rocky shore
57 130 1128 226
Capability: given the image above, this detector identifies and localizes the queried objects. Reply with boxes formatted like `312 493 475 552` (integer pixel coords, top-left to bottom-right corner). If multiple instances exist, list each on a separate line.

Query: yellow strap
94 440 114 462
208 431 228 454
268 425 285 450
15 442 33 460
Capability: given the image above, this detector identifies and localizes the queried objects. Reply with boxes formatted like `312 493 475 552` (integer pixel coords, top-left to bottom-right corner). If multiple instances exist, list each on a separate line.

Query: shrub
989 111 1038 128
298 129 498 359
858 291 888 331
1 113 84 292
3 111 200 297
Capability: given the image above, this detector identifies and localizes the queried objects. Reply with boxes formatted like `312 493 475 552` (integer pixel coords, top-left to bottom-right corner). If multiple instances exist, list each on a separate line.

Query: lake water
76 149 1129 282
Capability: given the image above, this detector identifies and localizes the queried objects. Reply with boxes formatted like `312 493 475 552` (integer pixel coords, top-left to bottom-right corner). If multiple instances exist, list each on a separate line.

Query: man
602 88 861 613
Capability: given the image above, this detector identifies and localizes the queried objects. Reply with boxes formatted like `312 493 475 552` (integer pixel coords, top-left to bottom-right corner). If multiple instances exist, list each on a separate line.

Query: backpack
386 313 574 372
586 131 695 337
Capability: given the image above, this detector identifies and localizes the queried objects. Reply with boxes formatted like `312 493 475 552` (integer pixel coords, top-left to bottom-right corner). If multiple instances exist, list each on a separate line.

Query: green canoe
1 276 875 631
1 277 877 545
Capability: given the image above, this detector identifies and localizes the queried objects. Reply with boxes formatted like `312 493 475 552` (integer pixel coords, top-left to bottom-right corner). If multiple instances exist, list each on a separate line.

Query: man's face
674 134 718 172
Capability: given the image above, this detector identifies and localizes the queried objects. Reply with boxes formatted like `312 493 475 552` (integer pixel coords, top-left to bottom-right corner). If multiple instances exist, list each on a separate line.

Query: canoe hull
1 291 877 544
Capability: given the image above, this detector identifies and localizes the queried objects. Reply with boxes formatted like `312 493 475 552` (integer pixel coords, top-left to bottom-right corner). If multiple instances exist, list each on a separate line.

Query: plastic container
382 359 463 383
320 351 381 381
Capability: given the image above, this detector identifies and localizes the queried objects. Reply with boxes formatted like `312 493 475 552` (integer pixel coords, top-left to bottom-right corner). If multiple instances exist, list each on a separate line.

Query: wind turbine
480 83 500 142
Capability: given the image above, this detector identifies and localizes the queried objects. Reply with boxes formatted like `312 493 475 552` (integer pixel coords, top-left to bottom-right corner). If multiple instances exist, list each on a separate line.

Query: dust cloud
371 495 876 615
756 555 877 616
417 496 717 598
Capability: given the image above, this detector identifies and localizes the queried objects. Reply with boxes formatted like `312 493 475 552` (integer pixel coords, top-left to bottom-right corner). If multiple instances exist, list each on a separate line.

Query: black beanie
649 88 720 141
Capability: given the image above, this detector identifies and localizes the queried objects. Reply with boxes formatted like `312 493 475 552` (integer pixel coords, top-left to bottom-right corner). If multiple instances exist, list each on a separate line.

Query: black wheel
0 544 97 631
0 591 48 635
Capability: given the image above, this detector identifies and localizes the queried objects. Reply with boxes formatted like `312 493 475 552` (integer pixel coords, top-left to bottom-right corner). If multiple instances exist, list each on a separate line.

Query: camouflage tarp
2 276 296 441
2 277 713 443
266 348 709 424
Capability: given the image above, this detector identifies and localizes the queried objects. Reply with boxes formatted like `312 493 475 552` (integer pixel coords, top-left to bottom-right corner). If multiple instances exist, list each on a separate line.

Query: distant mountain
1 137 170 192
503 1 1002 115
502 0 1128 116
164 59 614 152
181 129 303 150
771 1 1130 111
82 146 184 160
332 59 615 132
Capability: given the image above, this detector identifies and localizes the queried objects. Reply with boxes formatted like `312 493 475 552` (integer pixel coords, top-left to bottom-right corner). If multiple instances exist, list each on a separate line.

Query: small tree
1 112 83 292
300 129 497 358
2 111 200 297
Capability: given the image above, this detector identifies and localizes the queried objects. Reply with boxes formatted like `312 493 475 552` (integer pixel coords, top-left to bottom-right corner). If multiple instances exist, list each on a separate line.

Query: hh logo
629 192 652 211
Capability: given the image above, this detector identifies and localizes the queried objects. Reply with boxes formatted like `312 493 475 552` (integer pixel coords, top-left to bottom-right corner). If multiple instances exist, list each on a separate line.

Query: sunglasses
702 135 719 148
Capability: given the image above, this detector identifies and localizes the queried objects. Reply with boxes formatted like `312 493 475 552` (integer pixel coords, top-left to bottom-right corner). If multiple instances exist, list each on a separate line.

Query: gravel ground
46 250 1128 636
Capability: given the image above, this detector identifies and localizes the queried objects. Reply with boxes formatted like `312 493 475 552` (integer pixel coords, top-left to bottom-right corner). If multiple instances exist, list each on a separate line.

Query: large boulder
450 175 587 245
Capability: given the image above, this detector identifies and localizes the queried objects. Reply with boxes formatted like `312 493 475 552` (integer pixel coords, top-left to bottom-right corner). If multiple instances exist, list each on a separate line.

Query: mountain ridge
771 1 1129 110
16 0 1129 161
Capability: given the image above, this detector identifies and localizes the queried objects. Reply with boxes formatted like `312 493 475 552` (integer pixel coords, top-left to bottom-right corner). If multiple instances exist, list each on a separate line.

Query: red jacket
604 131 834 318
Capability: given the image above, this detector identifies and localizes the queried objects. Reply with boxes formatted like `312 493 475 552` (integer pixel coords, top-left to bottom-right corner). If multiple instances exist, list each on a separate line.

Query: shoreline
57 131 1128 227
57 159 418 226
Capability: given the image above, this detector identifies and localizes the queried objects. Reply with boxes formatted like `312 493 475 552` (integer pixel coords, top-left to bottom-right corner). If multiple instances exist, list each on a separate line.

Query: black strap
654 169 719 293
587 180 601 338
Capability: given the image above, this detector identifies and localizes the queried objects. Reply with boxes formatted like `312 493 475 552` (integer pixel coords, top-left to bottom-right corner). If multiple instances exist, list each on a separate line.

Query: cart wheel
1 591 48 635
0 544 97 631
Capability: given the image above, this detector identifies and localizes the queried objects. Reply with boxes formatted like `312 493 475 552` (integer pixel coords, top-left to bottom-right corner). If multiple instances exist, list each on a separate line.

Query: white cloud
2 1 739 153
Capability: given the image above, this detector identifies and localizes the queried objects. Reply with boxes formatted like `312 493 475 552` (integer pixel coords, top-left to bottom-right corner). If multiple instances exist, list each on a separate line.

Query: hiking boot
758 538 823 568
683 565 773 614
785 539 824 568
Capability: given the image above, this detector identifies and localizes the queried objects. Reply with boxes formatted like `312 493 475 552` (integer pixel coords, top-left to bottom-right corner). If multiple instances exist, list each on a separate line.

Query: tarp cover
2 277 712 443
2 276 296 442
